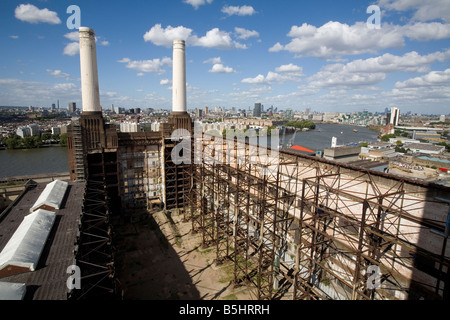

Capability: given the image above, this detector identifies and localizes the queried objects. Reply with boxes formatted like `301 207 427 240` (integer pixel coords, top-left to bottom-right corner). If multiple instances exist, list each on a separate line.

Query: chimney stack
172 40 187 113
79 27 101 113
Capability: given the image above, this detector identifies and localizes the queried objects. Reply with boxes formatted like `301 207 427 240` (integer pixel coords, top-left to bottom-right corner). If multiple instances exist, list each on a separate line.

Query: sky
0 0 449 114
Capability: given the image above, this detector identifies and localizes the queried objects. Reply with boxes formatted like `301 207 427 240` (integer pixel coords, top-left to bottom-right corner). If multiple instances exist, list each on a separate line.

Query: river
280 123 378 151
0 123 379 178
0 146 69 179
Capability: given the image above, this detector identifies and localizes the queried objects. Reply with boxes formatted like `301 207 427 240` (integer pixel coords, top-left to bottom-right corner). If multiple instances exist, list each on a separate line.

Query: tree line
1 133 67 149
285 120 316 130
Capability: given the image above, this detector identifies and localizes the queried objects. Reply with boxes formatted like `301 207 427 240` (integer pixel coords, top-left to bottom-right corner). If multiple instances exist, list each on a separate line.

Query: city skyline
0 0 450 113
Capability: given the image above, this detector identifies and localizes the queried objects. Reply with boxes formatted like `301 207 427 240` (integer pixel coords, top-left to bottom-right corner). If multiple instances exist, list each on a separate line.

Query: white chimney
172 40 187 113
79 27 101 113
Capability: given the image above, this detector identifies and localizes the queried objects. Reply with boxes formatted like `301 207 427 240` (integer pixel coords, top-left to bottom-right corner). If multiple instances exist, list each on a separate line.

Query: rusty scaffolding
70 153 118 300
183 133 450 300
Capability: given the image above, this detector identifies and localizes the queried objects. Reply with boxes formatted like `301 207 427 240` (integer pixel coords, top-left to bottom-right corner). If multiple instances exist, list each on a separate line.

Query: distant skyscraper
440 115 446 122
68 102 77 114
28 123 40 137
389 107 400 126
286 108 293 120
253 103 262 117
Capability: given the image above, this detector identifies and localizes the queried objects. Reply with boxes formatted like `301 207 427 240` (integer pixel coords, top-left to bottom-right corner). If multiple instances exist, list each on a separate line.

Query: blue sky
0 0 450 114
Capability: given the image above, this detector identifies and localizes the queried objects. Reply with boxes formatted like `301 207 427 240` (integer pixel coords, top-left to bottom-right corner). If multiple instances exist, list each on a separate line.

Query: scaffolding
70 153 118 300
183 133 450 300
68 119 86 181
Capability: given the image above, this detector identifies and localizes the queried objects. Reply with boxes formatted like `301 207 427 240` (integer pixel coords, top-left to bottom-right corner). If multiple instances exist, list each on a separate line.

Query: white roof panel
0 209 56 273
30 180 68 212
0 282 26 300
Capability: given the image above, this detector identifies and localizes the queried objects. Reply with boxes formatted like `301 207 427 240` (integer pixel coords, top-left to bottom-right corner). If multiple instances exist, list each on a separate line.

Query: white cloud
242 63 304 84
143 24 246 49
234 27 259 40
269 22 403 58
242 74 266 84
209 64 236 73
204 57 236 74
269 21 450 59
395 69 450 88
0 78 80 106
222 5 256 16
203 57 222 64
160 79 171 85
143 24 193 47
9 35 19 39
15 4 61 24
193 28 241 49
308 50 450 89
402 22 450 41
275 63 304 76
100 40 110 46
183 0 213 10
378 0 450 22
118 57 172 75
64 32 79 41
46 69 71 80
63 42 80 56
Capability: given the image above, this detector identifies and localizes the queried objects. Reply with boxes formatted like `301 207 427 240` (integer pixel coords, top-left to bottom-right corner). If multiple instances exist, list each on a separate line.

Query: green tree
359 142 369 147
5 135 22 149
60 133 68 147
381 134 396 142
285 120 316 130
22 136 42 149
41 133 51 140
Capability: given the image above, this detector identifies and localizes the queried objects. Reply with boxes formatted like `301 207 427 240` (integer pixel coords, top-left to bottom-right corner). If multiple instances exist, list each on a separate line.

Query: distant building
323 146 361 163
60 125 68 134
404 142 445 155
195 108 203 118
285 108 293 121
28 123 40 137
253 103 262 117
440 115 446 123
68 102 77 114
16 126 31 138
120 122 141 133
113 106 124 114
51 127 61 135
389 107 400 126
